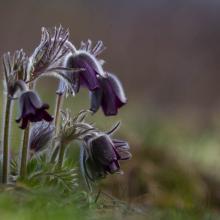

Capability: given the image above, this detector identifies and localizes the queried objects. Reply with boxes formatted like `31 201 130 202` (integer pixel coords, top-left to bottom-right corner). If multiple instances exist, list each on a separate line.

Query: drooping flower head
56 40 127 116
56 39 107 95
29 121 55 154
90 72 127 115
16 91 53 129
81 125 131 185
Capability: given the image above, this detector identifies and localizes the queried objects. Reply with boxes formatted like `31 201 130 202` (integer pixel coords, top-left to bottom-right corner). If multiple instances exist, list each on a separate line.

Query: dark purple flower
16 91 53 129
82 134 131 181
29 121 55 154
56 40 107 95
90 73 127 116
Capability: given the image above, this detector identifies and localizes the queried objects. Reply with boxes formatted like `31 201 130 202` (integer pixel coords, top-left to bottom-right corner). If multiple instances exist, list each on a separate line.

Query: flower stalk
19 82 33 179
20 123 30 179
50 93 64 164
57 141 66 169
54 93 64 136
2 96 12 184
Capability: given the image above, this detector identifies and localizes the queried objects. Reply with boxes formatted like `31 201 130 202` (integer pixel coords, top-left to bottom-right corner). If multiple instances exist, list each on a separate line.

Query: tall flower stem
57 141 66 169
20 123 30 178
2 97 12 184
19 82 33 179
54 94 64 136
50 94 64 163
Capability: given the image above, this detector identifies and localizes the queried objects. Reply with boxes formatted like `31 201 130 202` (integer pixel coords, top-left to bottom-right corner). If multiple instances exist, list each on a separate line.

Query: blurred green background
1 0 220 219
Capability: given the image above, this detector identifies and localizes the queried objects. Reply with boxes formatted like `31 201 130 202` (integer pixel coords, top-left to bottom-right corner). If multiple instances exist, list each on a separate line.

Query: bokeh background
1 0 220 218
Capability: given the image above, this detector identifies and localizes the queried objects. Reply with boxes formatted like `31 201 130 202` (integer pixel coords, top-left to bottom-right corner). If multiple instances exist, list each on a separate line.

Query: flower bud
29 121 55 153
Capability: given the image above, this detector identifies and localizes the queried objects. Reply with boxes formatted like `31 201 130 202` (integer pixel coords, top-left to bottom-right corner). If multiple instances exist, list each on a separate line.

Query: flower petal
107 73 127 106
20 117 29 129
90 88 103 113
16 90 53 129
90 135 117 166
68 54 100 91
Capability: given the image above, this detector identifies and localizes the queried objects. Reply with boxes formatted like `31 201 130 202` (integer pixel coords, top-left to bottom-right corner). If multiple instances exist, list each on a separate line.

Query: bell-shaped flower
56 40 107 95
82 134 131 181
90 73 127 116
16 91 53 129
29 121 55 154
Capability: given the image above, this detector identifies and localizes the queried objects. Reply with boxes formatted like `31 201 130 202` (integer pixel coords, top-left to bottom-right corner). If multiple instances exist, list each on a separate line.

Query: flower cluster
57 39 127 115
1 26 131 192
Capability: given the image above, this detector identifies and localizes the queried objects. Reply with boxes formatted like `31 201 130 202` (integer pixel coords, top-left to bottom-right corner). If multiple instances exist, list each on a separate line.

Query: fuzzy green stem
57 141 66 169
50 145 60 163
20 124 30 179
2 97 12 184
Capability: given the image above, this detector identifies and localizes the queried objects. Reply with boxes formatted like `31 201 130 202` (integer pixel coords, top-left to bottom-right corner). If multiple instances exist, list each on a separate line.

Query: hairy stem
20 123 30 178
19 82 33 179
54 94 64 136
51 94 64 163
57 141 66 169
2 97 12 184
50 145 60 163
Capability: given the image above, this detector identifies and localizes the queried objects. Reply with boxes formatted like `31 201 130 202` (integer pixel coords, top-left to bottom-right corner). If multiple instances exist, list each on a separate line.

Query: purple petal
107 73 127 107
90 135 117 166
100 78 119 115
26 91 43 109
90 88 103 113
20 117 29 129
113 139 131 160
113 139 130 150
42 110 54 122
108 161 120 174
16 91 53 128
97 73 127 116
68 54 100 91
116 150 132 160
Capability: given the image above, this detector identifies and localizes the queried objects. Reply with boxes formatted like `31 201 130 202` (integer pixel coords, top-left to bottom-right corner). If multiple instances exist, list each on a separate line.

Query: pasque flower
56 40 127 116
1 25 131 189
82 133 131 181
29 121 55 153
90 72 127 116
16 91 53 129
56 39 107 95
